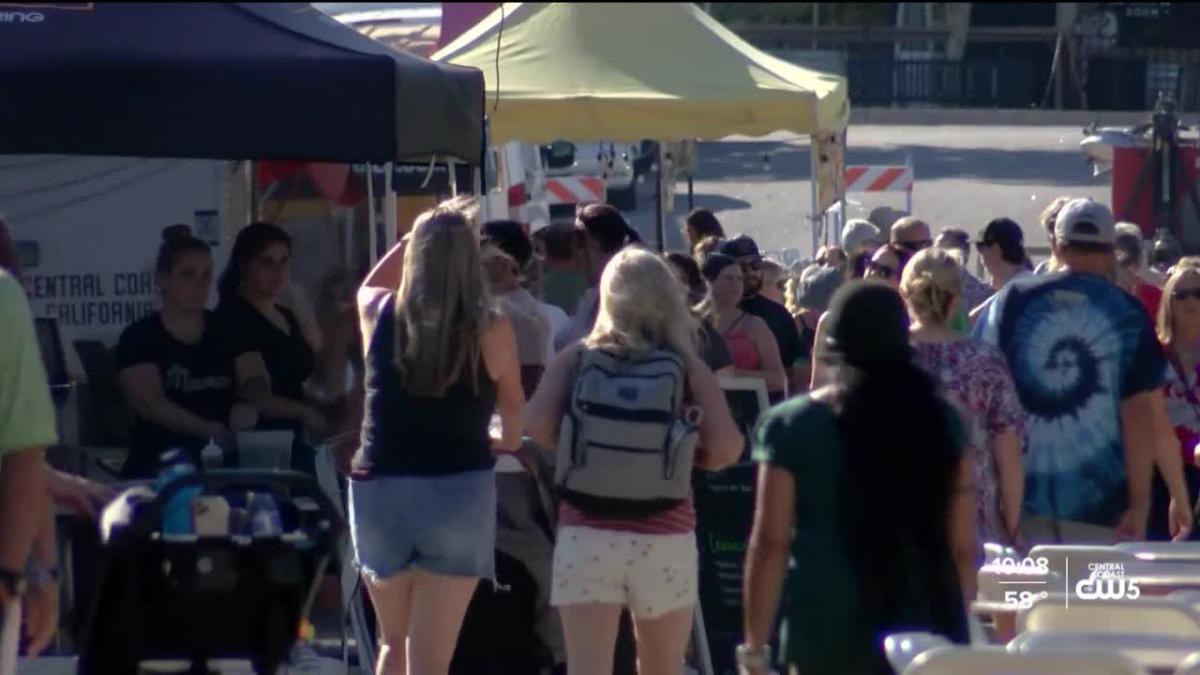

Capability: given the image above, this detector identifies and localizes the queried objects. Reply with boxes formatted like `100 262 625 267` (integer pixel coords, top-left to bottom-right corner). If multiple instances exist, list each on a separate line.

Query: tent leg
245 160 257 224
384 162 397 249
810 136 820 258
655 143 667 252
687 174 694 211
366 163 378 263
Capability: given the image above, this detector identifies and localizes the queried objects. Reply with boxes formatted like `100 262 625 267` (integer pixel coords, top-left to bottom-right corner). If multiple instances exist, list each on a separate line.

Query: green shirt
752 395 967 672
0 271 57 456
950 304 971 334
540 267 588 316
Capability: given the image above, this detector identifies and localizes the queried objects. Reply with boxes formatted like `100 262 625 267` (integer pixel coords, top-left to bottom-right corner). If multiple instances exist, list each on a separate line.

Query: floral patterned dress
914 339 1027 545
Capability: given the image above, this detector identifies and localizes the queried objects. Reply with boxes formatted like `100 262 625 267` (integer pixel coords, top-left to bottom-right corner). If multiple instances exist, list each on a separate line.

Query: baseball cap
717 235 761 260
978 218 1025 250
1113 222 1144 266
842 219 882 253
1054 199 1116 246
798 263 844 313
935 228 970 251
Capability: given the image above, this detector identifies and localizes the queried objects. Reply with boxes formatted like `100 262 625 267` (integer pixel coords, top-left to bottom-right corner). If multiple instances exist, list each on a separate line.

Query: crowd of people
4 189 1200 674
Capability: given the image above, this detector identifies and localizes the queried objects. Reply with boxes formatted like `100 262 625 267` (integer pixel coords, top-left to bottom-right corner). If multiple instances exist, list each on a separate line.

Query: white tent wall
2 156 227 353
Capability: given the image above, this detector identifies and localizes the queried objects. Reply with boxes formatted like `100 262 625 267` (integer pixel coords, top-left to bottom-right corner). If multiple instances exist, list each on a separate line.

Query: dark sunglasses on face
740 258 763 271
898 239 932 252
867 261 896 279
1173 288 1200 301
974 240 993 253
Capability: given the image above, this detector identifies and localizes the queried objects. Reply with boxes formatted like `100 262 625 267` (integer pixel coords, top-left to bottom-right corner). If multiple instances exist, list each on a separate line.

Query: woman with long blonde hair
1151 258 1200 540
527 247 743 675
350 207 525 675
901 248 1026 548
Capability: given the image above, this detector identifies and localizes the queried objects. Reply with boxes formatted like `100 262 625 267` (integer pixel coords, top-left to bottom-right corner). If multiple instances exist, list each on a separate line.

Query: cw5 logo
1074 576 1141 600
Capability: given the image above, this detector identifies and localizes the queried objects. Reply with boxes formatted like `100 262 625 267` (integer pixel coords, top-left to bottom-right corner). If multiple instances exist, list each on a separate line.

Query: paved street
625 125 1112 265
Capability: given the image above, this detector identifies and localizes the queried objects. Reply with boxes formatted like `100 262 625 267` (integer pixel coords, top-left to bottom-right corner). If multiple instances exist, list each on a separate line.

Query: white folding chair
1028 544 1135 576
884 632 951 673
1018 597 1200 639
1010 631 1200 673
905 645 1147 675
1176 651 1200 675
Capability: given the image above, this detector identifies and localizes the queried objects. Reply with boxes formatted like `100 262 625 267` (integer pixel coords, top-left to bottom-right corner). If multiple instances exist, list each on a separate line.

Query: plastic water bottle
248 492 283 538
156 450 201 535
200 438 224 471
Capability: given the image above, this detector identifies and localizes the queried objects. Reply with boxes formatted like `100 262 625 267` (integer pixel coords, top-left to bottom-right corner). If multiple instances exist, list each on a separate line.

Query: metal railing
847 57 1041 108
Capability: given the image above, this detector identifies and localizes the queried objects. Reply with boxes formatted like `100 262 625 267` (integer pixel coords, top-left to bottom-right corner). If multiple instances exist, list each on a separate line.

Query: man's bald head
890 216 932 253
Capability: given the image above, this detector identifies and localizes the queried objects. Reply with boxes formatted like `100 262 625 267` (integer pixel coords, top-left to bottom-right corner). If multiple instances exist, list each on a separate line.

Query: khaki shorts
551 526 697 619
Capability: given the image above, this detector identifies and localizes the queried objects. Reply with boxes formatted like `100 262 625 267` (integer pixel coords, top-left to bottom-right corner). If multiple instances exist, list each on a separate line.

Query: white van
541 140 641 211
479 141 552 231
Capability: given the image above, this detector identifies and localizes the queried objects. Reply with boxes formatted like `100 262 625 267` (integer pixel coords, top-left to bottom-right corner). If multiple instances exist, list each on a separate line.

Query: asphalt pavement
624 125 1111 265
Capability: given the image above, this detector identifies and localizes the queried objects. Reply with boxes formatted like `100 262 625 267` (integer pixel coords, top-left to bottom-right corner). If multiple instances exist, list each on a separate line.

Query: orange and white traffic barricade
844 159 915 214
545 176 606 208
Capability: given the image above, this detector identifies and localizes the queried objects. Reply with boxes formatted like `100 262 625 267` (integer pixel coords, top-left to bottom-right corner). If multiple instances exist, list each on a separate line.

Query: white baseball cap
1054 198 1115 246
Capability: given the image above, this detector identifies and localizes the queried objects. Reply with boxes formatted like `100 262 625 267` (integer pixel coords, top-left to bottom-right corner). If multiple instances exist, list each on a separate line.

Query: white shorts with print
551 526 698 619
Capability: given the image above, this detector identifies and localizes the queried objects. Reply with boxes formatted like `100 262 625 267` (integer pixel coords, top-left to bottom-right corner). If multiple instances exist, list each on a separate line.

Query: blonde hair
587 247 699 362
1158 257 1200 345
436 195 481 230
900 248 963 327
692 235 723 264
393 207 492 397
1039 196 1074 273
785 276 802 315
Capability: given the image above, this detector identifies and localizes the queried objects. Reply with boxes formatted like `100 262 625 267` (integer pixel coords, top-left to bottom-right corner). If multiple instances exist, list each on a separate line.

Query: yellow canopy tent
432 2 850 251
432 2 848 142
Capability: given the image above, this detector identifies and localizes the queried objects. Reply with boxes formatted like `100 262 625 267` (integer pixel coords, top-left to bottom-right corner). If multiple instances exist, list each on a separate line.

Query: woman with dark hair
553 204 641 351
685 208 725 251
808 244 915 389
117 225 268 477
217 222 327 470
741 282 975 675
699 253 787 398
663 252 734 374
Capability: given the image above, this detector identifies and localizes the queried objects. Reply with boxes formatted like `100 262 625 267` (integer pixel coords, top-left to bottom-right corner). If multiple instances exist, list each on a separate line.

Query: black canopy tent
0 2 484 164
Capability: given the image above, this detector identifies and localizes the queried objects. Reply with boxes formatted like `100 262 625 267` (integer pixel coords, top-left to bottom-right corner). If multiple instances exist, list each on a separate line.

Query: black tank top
351 296 497 478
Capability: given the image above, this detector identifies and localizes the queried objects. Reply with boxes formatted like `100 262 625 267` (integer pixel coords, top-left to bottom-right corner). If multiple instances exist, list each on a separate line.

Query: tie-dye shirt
975 271 1168 526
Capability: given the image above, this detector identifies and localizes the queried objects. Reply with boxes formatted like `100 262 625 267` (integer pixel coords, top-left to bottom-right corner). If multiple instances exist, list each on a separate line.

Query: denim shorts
349 470 496 580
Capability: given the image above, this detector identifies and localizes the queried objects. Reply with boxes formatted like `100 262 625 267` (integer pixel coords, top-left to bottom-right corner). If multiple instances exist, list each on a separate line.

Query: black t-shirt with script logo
116 312 251 478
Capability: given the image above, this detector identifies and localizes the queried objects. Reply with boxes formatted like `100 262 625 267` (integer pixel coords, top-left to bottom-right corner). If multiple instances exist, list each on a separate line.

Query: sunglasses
974 241 993 253
739 258 763 271
1173 288 1200 301
898 239 932 252
867 261 896 279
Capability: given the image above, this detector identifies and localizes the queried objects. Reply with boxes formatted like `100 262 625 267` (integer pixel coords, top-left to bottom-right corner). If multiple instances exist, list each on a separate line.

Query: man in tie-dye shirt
976 199 1172 543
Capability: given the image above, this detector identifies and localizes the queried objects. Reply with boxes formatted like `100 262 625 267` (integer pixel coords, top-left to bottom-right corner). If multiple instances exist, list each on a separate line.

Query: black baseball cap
978 218 1024 249
978 218 1027 265
717 235 761 260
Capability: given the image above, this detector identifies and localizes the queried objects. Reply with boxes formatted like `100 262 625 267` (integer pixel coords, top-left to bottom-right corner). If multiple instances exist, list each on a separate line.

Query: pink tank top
723 313 761 371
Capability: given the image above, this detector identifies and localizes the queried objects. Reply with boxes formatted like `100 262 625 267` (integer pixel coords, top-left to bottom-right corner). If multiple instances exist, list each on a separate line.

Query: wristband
28 566 60 589
0 568 28 598
736 643 771 670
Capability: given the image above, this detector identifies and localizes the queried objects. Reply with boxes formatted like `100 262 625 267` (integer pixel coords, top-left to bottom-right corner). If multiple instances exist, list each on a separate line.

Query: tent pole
366 163 378 262
810 135 820 258
246 160 257 224
655 142 667 252
384 162 397 249
687 173 694 211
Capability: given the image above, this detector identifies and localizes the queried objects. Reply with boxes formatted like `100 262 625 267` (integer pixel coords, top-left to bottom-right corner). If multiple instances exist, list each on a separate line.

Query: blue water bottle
157 449 202 535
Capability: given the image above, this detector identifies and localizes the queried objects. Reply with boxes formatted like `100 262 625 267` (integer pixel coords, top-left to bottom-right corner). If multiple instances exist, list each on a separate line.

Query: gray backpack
556 348 702 517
